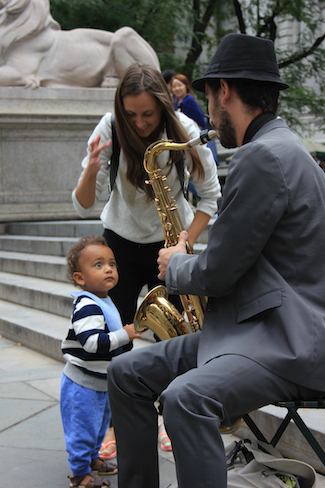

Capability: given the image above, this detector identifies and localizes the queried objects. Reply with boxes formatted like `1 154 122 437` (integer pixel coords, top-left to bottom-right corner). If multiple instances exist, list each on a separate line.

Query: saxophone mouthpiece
189 129 217 147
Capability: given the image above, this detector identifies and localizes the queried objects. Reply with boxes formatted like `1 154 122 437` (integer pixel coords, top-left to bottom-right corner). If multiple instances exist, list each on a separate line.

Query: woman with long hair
73 63 220 326
172 73 206 129
72 62 220 457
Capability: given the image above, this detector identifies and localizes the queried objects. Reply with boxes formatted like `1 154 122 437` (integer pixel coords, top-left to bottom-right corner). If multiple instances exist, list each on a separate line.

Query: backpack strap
110 114 121 192
175 157 188 199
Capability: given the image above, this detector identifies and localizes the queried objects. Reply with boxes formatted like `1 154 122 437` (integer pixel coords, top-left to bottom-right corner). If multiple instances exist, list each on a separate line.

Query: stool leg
270 410 293 446
290 409 325 467
245 407 325 469
243 414 269 443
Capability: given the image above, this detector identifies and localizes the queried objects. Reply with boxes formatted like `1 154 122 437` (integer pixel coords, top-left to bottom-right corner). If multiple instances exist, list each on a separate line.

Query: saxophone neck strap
242 111 276 145
216 113 274 217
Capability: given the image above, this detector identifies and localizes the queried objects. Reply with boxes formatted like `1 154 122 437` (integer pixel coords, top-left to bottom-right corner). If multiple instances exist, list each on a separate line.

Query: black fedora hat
192 33 289 92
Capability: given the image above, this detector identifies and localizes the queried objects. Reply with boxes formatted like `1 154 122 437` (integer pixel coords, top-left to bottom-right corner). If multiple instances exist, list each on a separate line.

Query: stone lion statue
0 0 160 88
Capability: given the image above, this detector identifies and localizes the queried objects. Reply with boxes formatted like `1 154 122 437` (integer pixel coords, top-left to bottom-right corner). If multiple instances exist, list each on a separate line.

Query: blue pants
60 374 111 476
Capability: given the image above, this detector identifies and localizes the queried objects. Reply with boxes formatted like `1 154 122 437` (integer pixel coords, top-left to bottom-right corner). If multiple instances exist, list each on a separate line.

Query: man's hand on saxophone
157 230 188 280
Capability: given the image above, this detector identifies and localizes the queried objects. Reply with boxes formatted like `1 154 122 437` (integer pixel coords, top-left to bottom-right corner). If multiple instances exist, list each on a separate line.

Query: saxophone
134 129 217 340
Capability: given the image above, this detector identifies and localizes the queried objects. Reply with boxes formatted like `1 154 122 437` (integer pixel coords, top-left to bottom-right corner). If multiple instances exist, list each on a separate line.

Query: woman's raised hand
75 135 112 209
88 135 111 174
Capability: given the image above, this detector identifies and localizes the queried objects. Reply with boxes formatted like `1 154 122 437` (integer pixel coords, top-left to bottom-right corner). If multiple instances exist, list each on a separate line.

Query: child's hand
123 323 142 341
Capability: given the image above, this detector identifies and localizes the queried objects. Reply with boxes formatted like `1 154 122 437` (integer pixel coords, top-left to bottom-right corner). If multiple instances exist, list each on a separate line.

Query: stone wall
0 87 115 223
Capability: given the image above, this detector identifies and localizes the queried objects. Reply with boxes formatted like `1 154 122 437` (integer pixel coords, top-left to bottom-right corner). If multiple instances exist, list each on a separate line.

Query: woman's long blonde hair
114 64 204 199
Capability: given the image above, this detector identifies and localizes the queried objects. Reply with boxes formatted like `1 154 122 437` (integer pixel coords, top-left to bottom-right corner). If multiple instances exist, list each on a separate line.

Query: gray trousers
107 333 322 488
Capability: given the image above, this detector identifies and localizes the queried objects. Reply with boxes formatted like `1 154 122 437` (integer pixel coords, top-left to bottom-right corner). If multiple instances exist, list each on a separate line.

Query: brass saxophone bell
134 285 192 341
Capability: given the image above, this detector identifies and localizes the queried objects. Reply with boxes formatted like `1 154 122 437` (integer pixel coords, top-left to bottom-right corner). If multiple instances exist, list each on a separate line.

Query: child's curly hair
66 235 108 286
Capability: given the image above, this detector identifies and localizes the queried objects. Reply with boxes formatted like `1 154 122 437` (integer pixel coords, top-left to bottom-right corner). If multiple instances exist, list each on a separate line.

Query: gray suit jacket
166 117 325 391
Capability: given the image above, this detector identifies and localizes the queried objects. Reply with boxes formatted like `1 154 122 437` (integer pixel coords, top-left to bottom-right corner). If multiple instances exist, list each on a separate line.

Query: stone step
0 299 151 363
4 219 214 245
0 234 206 258
0 270 149 319
5 220 113 237
0 299 68 362
0 245 204 282
0 296 153 364
0 250 68 282
0 271 73 318
0 234 78 256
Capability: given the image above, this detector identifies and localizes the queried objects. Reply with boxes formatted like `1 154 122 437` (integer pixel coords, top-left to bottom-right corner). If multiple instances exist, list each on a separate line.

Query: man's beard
211 99 237 149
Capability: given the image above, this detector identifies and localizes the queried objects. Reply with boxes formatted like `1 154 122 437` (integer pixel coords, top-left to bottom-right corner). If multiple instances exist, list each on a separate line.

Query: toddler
60 236 141 488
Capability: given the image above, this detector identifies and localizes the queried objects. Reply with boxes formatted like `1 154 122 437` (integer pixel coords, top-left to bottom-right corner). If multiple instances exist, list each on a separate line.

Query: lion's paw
101 76 120 89
25 75 40 89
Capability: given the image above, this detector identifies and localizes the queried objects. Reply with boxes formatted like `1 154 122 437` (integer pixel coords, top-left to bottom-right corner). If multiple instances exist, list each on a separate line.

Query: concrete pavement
0 334 178 488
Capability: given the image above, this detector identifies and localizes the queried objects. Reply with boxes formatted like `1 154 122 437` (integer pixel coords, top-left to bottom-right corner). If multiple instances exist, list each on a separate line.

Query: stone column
0 87 115 222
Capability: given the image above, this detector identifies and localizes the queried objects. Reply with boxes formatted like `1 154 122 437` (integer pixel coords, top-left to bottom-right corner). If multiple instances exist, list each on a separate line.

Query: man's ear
73 271 85 287
220 78 231 105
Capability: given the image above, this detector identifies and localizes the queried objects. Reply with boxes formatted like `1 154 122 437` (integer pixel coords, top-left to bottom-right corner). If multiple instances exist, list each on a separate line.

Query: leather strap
242 112 276 145
110 113 121 192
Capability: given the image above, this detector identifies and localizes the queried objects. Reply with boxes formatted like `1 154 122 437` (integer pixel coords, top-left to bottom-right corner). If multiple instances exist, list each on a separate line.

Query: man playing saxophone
108 33 325 488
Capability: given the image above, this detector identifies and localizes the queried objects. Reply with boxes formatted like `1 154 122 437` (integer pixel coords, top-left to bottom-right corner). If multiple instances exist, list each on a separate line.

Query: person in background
162 68 178 109
107 33 325 488
172 73 219 199
61 236 141 488
172 73 206 129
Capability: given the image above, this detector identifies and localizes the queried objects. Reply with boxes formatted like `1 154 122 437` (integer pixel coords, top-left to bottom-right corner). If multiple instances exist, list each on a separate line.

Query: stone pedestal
0 87 115 223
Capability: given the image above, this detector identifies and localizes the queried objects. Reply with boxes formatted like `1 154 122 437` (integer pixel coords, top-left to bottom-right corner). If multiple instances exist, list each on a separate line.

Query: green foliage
50 0 119 31
231 0 325 133
279 50 325 134
50 0 182 54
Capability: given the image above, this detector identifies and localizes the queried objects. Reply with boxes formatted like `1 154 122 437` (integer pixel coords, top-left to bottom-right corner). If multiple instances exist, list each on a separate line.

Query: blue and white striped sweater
61 295 130 379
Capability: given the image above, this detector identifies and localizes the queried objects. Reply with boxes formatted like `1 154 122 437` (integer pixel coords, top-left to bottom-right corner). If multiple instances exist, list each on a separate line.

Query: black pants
103 229 164 325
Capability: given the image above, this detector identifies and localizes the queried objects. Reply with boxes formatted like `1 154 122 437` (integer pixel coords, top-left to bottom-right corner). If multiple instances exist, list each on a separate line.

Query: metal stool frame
243 400 325 468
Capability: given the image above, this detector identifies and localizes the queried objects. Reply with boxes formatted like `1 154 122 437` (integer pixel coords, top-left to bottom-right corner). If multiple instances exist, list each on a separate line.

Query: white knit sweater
72 112 221 244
